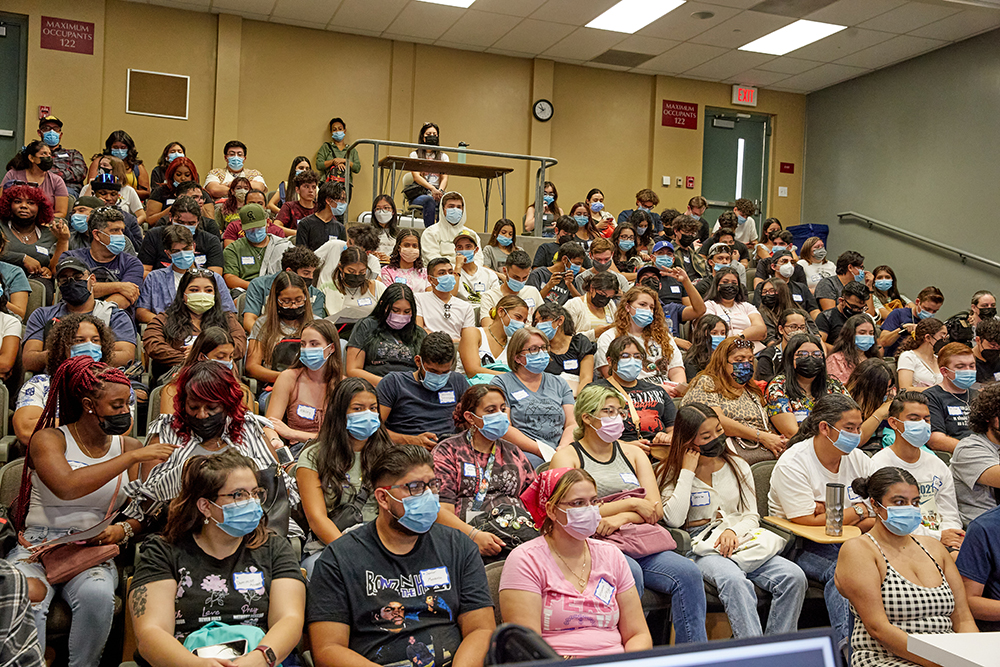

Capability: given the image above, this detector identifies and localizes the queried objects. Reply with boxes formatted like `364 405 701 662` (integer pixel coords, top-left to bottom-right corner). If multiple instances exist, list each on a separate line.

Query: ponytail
787 393 860 448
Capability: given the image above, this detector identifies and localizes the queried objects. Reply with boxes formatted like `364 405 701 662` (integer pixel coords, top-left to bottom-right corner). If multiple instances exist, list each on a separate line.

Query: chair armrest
665 525 691 555
0 435 14 466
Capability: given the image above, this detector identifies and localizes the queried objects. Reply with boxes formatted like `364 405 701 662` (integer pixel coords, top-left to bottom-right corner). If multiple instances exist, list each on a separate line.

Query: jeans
8 526 119 667
695 554 807 638
795 542 850 645
412 194 438 227
626 551 707 644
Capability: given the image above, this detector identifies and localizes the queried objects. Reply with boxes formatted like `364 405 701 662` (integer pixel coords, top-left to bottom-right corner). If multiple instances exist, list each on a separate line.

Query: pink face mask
400 247 420 263
387 312 411 330
592 415 624 443
560 505 602 540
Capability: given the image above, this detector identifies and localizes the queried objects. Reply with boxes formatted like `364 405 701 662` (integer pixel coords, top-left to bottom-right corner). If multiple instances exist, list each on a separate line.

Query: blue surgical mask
951 369 977 390
616 358 642 382
827 424 861 454
654 255 673 269
227 155 244 170
503 315 525 338
896 420 931 447
457 249 475 263
855 334 875 351
42 130 60 147
172 181 181 189
167 151 184 162
110 148 128 160
590 201 604 213
543 194 554 206
877 502 923 536
171 250 195 270
183 223 198 236
332 202 347 217
421 368 450 391
736 214 747 225
332 131 346 142
710 335 725 350
854 269 865 284
299 346 329 371
874 278 893 292
569 263 582 275
211 358 234 370
637 225 648 235
731 361 754 385
444 207 464 225
295 169 306 176
210 498 263 537
573 215 589 226
714 263 728 273
434 274 456 293
70 342 102 362
245 227 267 243
506 278 525 292
918 309 934 320
391 488 440 534
479 412 510 441
102 233 126 255
497 235 513 247
346 410 381 440
537 321 557 340
70 213 89 234
524 350 550 374
630 307 654 328
618 239 635 252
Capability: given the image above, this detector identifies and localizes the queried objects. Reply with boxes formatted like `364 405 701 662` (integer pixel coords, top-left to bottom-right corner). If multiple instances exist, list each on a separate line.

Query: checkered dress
850 534 955 667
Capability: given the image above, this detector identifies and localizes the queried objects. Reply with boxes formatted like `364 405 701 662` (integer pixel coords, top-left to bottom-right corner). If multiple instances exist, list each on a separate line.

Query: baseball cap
39 115 63 129
652 240 674 254
239 203 267 229
635 265 661 284
74 196 104 210
56 256 89 278
454 230 478 245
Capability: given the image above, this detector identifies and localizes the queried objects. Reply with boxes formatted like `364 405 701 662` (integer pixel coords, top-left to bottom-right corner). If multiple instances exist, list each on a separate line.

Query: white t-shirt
457 264 499 302
870 446 962 540
704 300 760 337
768 436 873 519
713 216 756 244
798 259 837 289
0 311 21 339
479 285 543 322
595 327 683 378
408 150 449 188
898 350 943 388
416 290 475 340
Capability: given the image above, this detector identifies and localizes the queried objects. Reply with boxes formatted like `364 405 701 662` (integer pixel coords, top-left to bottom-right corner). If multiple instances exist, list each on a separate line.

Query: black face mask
717 284 739 300
795 357 825 378
422 135 439 146
761 294 778 309
38 157 54 172
981 348 1000 364
593 260 611 272
933 338 947 354
61 279 92 306
343 273 367 289
640 278 661 292
591 292 612 308
679 234 696 248
979 307 996 320
277 304 305 321
190 410 227 441
98 412 132 436
842 305 862 318
699 435 727 458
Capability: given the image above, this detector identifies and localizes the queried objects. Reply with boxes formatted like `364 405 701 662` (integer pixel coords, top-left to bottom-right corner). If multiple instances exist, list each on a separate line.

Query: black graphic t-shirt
307 522 493 667
593 378 676 441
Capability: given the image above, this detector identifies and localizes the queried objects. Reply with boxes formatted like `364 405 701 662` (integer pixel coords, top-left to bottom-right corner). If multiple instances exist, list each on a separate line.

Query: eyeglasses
277 298 306 308
794 351 825 360
732 336 753 349
524 345 549 355
188 268 215 279
216 487 267 507
558 498 603 509
783 325 807 334
761 290 778 297
2 180 39 191
596 406 622 418
380 479 442 496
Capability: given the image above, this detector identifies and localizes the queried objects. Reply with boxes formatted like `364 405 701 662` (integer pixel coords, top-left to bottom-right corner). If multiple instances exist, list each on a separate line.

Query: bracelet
469 529 479 541
117 521 134 546
754 429 760 444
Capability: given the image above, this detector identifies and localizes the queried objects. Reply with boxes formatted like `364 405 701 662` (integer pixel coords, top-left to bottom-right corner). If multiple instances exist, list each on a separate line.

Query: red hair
164 157 200 193
0 185 54 226
171 360 247 445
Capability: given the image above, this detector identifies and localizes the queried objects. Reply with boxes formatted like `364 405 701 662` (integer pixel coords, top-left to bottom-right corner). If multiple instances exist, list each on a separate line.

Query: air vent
589 49 655 68
750 0 838 18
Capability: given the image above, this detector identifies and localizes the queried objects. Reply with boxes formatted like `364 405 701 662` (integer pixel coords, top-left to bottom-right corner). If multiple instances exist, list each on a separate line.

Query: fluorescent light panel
735 138 745 200
587 0 686 34
417 0 476 7
739 19 846 56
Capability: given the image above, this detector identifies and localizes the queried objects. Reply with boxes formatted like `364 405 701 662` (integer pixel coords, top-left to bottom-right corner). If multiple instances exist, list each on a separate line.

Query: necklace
486 324 505 348
13 224 37 244
70 422 107 458
548 537 590 588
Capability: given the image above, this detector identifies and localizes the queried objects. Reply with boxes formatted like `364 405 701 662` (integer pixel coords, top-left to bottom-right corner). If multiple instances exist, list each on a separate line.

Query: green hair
573 384 627 440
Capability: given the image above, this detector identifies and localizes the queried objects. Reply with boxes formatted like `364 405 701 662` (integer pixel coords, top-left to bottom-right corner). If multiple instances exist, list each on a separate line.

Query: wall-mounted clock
533 99 554 122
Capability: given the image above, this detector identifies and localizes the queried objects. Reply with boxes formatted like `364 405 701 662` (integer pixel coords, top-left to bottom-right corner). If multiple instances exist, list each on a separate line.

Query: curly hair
387 229 423 270
969 382 1000 435
44 313 116 376
895 317 945 358
452 385 507 431
164 157 200 195
172 360 247 445
609 285 674 359
0 184 54 226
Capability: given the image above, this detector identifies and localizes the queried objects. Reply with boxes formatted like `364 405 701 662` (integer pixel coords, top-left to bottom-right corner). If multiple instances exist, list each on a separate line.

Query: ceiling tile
775 62 869 91
689 11 797 49
834 33 944 68
697 0 763 8
437 10 522 48
637 42 728 74
211 0 275 13
529 0 617 26
804 0 907 27
486 46 539 58
614 34 682 55
331 26 384 36
637 2 742 41
274 17 332 28
491 18 575 54
148 0 213 9
681 49 775 79
434 39 488 52
587 62 633 72
471 0 547 18
385 2 464 39
909 8 1000 41
381 32 436 44
857 2 960 34
724 68 792 86
330 0 407 32
755 55 821 74
272 0 340 21
541 27 627 60
789 26 891 61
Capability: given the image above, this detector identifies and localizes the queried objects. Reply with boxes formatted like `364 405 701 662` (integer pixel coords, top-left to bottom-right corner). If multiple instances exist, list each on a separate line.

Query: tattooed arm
131 580 235 667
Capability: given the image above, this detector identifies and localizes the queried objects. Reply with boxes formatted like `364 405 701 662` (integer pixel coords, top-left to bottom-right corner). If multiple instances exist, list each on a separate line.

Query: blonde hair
506 326 547 372
573 383 625 440
541 469 597 535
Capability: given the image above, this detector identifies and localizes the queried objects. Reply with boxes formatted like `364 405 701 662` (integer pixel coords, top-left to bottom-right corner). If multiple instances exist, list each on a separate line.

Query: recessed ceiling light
691 11 715 19
739 19 846 55
417 0 476 7
586 0 687 34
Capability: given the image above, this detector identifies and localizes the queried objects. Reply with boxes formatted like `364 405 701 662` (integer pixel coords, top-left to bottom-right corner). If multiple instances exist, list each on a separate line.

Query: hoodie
420 192 485 266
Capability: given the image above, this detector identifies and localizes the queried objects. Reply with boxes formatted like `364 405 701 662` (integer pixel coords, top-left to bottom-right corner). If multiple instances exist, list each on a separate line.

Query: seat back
933 450 952 466
146 385 164 435
0 458 24 508
751 459 777 518
484 560 504 626
25 279 46 321
236 291 246 316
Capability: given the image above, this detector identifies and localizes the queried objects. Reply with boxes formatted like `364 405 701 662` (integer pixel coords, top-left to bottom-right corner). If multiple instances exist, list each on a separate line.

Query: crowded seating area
5 115 1000 667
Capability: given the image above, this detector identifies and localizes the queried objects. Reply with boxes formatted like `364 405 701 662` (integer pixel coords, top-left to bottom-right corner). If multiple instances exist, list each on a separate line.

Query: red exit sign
732 84 757 107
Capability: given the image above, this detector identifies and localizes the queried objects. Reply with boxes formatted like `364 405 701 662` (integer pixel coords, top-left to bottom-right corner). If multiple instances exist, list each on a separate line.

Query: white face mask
374 210 393 225
778 263 795 278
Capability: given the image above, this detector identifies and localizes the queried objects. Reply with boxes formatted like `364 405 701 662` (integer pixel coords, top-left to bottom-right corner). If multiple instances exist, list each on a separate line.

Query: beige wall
13 0 806 230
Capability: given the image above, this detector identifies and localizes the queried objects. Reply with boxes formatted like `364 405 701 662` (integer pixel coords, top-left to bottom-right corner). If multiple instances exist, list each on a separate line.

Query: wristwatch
254 645 276 667
854 504 866 519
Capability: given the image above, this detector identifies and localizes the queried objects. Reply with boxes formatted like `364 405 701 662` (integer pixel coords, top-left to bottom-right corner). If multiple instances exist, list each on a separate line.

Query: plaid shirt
0 561 44 667
49 146 87 190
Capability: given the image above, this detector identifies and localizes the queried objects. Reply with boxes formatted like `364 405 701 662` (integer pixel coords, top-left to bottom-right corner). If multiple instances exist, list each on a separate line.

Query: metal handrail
837 210 1000 272
343 139 558 235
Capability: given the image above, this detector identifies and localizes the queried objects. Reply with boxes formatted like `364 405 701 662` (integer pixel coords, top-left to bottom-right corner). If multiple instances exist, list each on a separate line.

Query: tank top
477 327 507 367
570 440 640 498
26 425 126 530
285 369 325 442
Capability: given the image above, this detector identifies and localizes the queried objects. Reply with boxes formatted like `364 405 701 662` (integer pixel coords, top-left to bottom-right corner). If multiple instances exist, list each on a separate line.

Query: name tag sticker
357 297 373 306
394 277 408 284
473 282 486 293
240 255 256 265
438 391 456 404
563 359 579 371
594 578 615 605
621 472 639 485
691 491 711 507
233 571 264 592
794 410 809 423
296 405 317 421
463 462 477 478
195 255 206 266
35 245 49 256
947 406 964 416
792 294 803 302
524 298 536 307
670 285 681 293
420 567 450 588
165 198 175 206
847 488 861 503
512 390 529 401
605 313 614 323
329 235 339 241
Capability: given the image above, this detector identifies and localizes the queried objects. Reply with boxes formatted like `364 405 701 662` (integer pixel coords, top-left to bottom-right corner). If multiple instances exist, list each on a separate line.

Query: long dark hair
284 155 311 203
416 123 441 160
314 377 393 505
787 393 860 447
6 141 46 171
851 466 917 506
371 284 422 345
683 315 728 375
758 279 794 326
629 209 655 248
163 271 230 346
222 176 253 215
387 229 423 270
706 268 747 303
260 272 313 367
830 314 881 368
846 358 897 421
155 141 185 169
872 265 903 304
372 194 399 239
780 333 829 402
895 317 944 358
487 219 517 249
103 130 140 167
656 403 751 512
611 222 638 265
285 320 342 391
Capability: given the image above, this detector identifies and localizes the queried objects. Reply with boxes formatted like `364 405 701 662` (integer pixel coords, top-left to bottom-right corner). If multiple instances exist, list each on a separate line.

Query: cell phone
193 639 248 658
275 446 295 466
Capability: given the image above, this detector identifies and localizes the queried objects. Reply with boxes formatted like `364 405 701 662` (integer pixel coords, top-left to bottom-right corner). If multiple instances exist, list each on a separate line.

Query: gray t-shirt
489 372 573 446
814 274 845 303
951 432 1000 524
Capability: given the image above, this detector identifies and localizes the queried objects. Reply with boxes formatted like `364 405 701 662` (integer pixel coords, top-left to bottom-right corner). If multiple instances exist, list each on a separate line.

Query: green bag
182 620 265 655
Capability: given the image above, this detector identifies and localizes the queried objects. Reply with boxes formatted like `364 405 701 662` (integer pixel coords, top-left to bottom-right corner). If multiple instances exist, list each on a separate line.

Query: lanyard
471 436 498 512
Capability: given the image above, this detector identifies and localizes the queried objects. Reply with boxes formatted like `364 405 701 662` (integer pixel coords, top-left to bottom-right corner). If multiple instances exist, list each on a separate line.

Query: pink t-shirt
499 537 634 657
705 300 759 337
